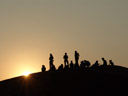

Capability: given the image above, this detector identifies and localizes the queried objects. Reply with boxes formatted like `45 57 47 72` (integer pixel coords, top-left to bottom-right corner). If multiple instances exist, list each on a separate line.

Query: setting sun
23 71 31 76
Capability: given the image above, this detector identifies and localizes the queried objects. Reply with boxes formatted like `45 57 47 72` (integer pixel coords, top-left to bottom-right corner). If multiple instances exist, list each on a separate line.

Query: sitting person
70 60 74 69
109 60 114 66
42 65 46 72
92 60 99 67
102 58 107 66
58 64 64 70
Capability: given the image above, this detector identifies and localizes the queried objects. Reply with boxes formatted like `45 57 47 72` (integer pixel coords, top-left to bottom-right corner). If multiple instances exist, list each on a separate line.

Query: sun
23 71 31 76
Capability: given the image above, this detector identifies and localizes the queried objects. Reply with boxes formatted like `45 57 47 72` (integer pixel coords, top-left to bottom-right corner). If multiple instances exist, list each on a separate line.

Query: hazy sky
0 0 128 80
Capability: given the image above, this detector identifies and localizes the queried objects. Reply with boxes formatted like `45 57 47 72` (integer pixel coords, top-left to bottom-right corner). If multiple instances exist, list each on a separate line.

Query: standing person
63 53 69 66
75 51 80 64
49 53 54 70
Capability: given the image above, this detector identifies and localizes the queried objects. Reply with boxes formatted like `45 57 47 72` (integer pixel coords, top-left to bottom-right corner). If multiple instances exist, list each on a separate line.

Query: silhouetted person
84 60 91 67
64 65 69 70
53 64 56 70
109 60 114 66
92 60 99 67
49 53 54 69
102 58 107 66
50 64 56 71
80 61 85 69
42 65 46 72
84 60 91 68
70 60 74 69
75 51 80 64
58 64 63 70
63 53 69 67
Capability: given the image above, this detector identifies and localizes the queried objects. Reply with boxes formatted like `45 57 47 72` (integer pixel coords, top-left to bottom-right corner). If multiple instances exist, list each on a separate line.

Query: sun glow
23 71 31 76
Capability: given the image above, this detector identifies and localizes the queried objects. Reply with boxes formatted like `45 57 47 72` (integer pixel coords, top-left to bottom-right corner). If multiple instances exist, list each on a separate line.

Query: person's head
109 60 112 62
81 61 83 64
50 53 52 56
102 58 104 60
61 64 63 67
84 60 87 62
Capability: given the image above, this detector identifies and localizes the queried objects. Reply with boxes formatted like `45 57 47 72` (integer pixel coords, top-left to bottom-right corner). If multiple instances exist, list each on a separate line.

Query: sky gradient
0 0 128 81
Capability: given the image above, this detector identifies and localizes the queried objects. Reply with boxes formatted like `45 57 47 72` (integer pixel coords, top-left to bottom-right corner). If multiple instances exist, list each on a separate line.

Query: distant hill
0 65 128 96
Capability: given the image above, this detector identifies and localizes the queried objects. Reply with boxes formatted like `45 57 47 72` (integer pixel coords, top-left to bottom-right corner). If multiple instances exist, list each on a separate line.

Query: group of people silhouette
41 51 114 72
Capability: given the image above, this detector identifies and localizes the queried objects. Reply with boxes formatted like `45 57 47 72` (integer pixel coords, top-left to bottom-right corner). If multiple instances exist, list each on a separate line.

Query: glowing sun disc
23 72 31 76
